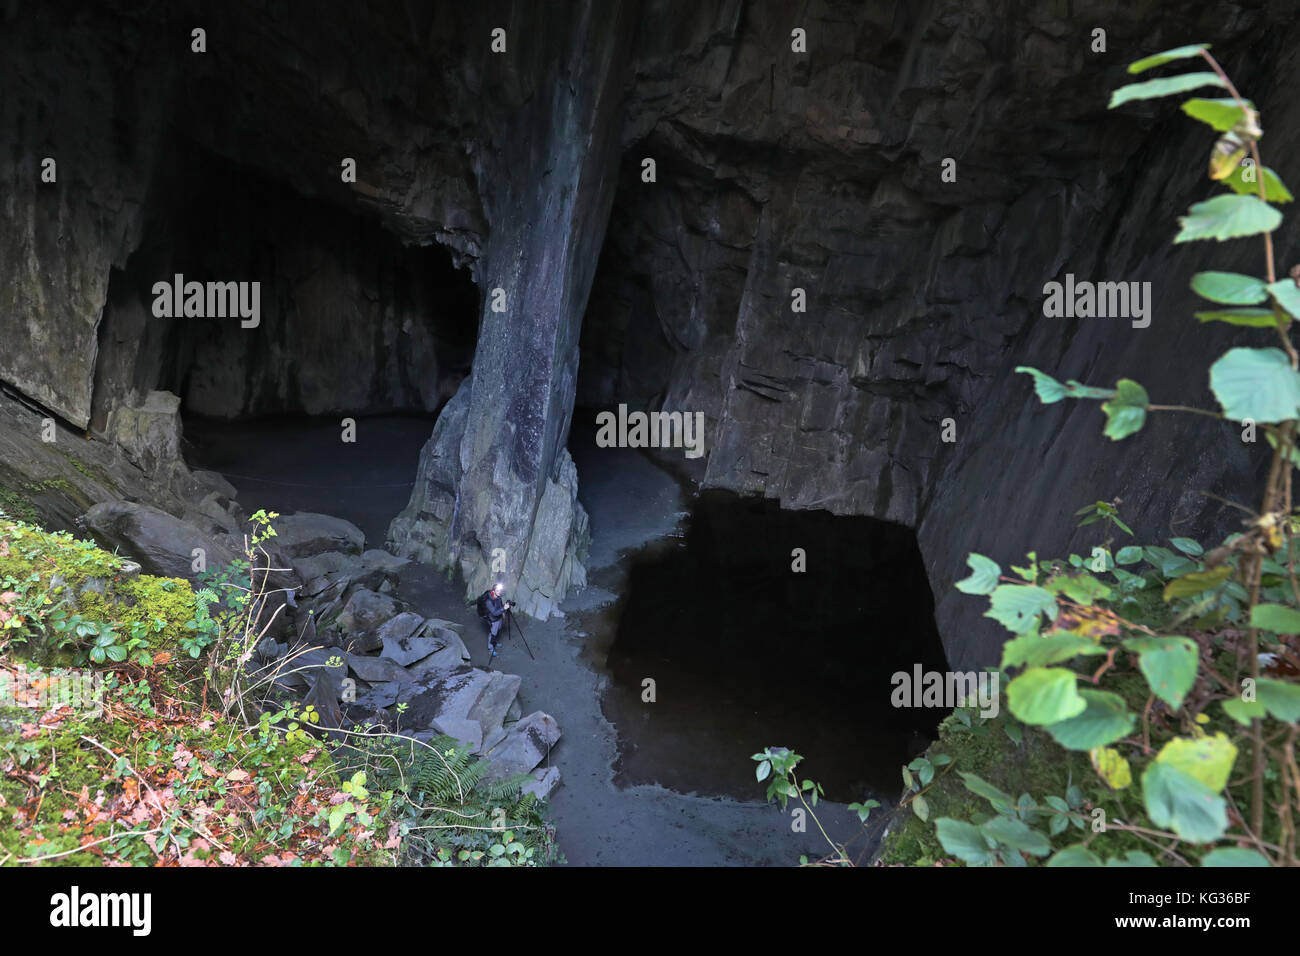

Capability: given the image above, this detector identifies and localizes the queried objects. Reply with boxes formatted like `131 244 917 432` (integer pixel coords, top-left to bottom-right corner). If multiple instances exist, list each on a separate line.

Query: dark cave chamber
90 144 480 544
565 413 950 805
605 493 949 803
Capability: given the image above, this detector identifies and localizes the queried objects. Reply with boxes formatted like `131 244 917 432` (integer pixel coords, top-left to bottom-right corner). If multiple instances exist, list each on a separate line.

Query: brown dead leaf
226 769 250 782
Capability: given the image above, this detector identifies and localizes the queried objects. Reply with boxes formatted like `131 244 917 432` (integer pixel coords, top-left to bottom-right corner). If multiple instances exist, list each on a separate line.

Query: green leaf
1210 348 1300 423
1101 379 1148 440
1116 545 1143 565
1249 603 1300 633
1163 566 1231 600
1190 271 1268 305
1142 762 1228 843
1222 164 1294 203
985 585 1058 634
1126 44 1210 74
1195 308 1280 328
1221 696 1266 726
955 553 1001 596
1124 636 1199 709
1110 71 1225 108
1046 845 1102 867
1015 366 1067 403
911 794 929 822
959 771 1015 810
935 818 996 866
1048 572 1112 604
1014 368 1111 405
1180 97 1251 132
1175 194 1283 243
1006 667 1086 725
1267 279 1300 320
1257 677 1300 723
981 816 1051 856
1001 631 1106 670
756 760 771 782
1170 537 1204 557
1091 746 1134 790
1201 847 1270 866
1156 733 1237 792
909 756 934 787
1045 689 1135 750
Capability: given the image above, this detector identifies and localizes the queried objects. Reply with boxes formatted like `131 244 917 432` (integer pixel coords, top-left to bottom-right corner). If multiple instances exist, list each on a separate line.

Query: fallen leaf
172 746 195 771
226 769 250 782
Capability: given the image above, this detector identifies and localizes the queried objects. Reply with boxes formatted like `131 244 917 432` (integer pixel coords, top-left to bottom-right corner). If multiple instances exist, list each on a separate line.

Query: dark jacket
481 590 506 622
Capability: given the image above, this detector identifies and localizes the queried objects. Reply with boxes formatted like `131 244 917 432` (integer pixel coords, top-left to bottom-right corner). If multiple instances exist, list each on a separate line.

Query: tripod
502 607 535 661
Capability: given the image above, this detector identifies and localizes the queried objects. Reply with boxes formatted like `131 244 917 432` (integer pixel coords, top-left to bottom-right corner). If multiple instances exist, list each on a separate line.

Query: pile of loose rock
78 498 561 799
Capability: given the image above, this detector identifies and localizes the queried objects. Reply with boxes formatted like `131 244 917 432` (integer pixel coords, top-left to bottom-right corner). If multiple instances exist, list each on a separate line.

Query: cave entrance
600 490 949 803
92 145 480 545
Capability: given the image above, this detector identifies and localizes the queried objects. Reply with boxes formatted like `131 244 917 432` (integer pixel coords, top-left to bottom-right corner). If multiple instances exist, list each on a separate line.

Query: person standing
476 582 512 658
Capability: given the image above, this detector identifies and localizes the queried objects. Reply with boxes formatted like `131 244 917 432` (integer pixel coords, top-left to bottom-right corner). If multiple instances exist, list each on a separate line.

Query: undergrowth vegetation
0 510 559 866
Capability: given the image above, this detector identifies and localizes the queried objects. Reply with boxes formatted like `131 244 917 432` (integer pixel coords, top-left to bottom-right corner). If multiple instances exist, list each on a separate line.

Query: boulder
406 627 471 674
398 667 494 729
78 500 239 582
353 681 404 711
271 512 366 558
335 588 407 651
346 652 412 685
482 711 560 780
110 390 183 476
431 716 483 753
289 548 410 597
479 724 509 756
381 615 467 669
303 676 345 736
467 672 521 742
287 647 347 700
522 766 561 800
372 612 427 662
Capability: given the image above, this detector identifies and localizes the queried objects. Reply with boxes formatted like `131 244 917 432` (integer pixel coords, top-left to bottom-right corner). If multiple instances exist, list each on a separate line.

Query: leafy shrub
938 44 1299 866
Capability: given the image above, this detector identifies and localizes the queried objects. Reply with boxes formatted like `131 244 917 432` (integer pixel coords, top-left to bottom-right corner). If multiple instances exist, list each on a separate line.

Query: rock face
389 1 635 615
4 0 1299 672
78 500 238 581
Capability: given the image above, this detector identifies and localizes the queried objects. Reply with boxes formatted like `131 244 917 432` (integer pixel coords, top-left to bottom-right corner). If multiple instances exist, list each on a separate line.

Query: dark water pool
591 489 949 803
